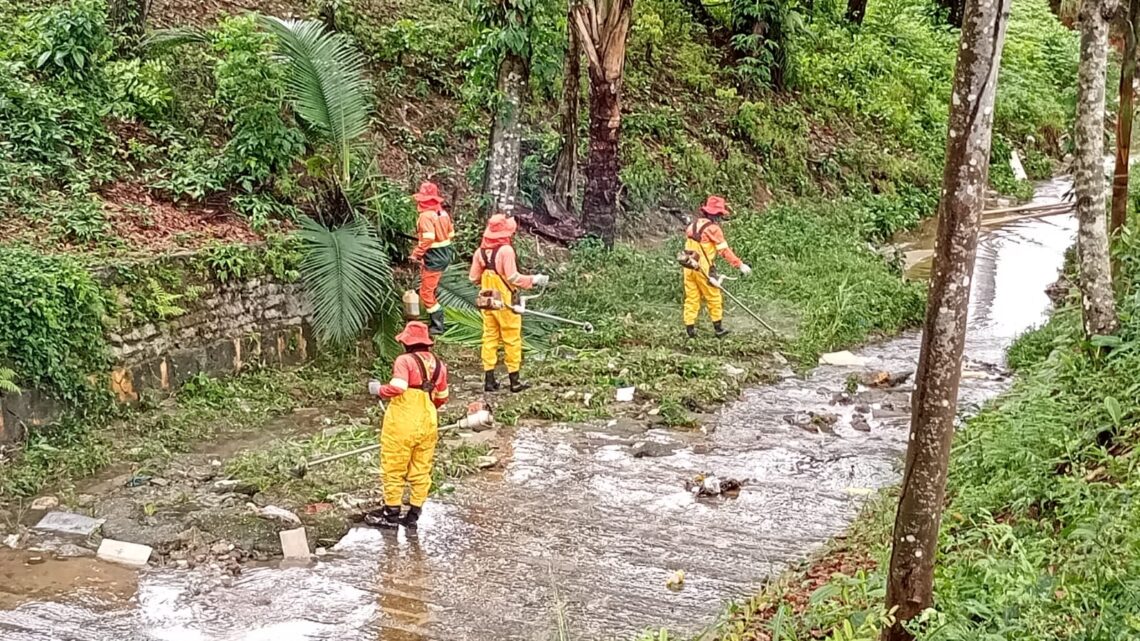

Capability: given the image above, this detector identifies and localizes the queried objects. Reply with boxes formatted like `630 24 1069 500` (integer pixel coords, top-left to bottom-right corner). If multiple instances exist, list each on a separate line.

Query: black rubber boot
685 325 697 339
401 505 422 529
483 370 500 392
428 309 446 336
363 505 402 529
508 371 531 393
713 321 729 338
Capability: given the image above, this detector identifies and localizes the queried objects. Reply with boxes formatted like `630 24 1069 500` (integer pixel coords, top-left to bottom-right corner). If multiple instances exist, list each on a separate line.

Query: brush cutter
287 408 493 479
677 251 778 335
478 288 595 333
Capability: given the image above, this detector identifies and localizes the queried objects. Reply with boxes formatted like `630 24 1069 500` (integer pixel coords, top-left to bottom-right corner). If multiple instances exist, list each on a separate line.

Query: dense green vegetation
0 0 1080 512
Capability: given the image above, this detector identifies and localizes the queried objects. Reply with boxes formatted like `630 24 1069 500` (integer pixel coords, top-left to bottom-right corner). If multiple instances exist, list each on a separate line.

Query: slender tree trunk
881 0 1011 639
484 53 528 217
846 0 869 24
1075 0 1119 338
572 0 634 247
552 13 582 213
1111 0 1139 239
109 0 151 48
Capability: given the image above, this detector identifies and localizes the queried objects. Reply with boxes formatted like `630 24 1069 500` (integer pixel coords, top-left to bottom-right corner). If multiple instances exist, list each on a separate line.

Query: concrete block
34 511 104 537
279 527 310 561
96 539 153 568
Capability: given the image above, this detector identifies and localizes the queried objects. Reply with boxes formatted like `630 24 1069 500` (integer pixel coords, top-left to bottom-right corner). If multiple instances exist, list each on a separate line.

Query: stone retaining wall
0 276 311 446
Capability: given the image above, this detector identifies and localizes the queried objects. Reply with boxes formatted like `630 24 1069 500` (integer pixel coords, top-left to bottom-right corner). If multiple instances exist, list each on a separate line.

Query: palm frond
142 27 210 52
0 367 20 395
441 308 549 352
299 215 393 345
437 264 480 312
262 16 371 181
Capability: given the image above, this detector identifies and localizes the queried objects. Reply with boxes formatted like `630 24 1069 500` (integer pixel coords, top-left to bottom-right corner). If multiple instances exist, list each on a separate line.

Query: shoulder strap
410 353 441 393
687 219 714 241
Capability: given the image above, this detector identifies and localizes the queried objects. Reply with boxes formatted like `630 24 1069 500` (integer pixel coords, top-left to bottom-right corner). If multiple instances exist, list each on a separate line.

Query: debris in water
475 455 499 469
861 369 914 388
4 533 23 549
615 386 636 402
851 416 871 433
29 496 59 511
97 538 153 568
33 511 104 537
279 527 311 561
818 351 869 367
249 504 302 526
665 569 686 591
686 474 742 498
124 475 151 487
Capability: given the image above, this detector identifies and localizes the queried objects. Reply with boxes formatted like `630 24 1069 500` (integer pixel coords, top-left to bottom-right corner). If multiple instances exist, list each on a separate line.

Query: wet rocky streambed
0 177 1077 640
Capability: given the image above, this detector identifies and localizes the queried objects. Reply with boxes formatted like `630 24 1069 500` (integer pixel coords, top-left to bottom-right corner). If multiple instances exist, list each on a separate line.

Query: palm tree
262 17 391 346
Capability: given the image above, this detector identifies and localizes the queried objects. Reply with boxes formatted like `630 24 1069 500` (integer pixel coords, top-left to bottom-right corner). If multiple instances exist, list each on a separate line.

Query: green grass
223 415 490 504
0 361 360 499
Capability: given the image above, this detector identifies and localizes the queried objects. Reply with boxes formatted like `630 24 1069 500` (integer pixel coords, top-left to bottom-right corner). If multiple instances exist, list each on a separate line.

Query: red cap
413 182 443 206
395 321 433 346
483 213 518 240
700 195 728 216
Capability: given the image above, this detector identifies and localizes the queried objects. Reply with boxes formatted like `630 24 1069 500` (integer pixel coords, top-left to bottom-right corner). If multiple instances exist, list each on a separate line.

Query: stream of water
0 176 1077 641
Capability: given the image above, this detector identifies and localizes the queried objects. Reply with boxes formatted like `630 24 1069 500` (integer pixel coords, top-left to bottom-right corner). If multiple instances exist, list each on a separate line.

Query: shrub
30 0 110 84
210 15 304 192
0 248 109 399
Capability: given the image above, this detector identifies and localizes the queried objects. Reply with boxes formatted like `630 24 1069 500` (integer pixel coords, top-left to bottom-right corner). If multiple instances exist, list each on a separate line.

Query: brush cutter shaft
512 307 595 333
715 283 777 334
296 410 492 473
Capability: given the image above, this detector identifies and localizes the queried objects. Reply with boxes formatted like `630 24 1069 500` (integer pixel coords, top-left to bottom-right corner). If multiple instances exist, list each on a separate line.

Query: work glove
739 264 752 277
533 274 550 287
368 379 381 397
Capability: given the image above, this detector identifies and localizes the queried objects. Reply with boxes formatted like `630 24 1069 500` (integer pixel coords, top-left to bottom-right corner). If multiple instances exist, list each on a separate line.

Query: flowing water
0 177 1077 641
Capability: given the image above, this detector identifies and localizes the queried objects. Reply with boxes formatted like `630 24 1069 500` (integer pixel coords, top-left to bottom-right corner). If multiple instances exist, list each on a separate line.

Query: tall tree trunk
484 53 528 217
1111 0 1139 239
572 0 634 247
552 13 582 213
582 65 622 243
1075 0 1119 338
846 0 868 24
881 0 1011 639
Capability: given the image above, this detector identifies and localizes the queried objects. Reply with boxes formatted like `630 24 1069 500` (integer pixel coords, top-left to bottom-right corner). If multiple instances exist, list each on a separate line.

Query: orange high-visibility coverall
469 237 535 373
683 218 743 325
377 352 449 508
411 205 454 314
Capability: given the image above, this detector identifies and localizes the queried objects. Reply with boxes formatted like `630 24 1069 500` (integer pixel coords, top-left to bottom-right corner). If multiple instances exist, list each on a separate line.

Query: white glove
368 379 381 397
739 264 752 277
533 274 550 287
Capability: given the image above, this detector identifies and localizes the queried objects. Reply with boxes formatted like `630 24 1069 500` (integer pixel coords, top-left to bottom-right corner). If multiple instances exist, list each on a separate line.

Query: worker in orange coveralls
410 182 454 336
469 214 549 393
365 321 449 529
682 195 751 339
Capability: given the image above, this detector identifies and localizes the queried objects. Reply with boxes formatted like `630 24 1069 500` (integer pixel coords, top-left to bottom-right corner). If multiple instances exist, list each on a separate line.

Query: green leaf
299 215 392 345
1104 396 1122 426
1091 334 1123 348
261 17 371 182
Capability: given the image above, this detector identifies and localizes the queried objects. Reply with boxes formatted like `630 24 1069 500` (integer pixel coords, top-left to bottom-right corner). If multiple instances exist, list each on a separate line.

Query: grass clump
0 361 360 498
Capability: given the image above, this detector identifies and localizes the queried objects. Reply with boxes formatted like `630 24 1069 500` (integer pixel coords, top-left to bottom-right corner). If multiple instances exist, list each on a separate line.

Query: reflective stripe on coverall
469 245 532 372
682 219 743 325
411 208 455 313
379 352 449 507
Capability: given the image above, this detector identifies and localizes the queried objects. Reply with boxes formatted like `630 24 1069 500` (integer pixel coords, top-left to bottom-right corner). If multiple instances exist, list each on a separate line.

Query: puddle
0 177 1076 640
0 549 137 611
